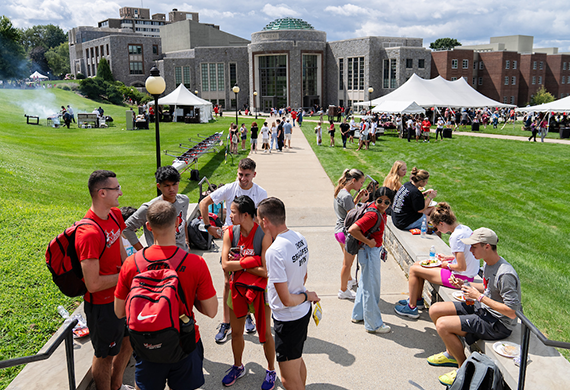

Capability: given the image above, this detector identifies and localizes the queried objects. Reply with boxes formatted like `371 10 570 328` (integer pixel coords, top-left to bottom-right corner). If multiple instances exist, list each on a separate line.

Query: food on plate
421 258 439 266
502 344 518 356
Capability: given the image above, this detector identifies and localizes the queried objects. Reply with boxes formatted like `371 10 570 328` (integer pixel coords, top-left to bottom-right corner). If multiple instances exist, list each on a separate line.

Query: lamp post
145 66 166 196
368 86 374 114
232 84 240 127
253 91 258 119
194 90 198 96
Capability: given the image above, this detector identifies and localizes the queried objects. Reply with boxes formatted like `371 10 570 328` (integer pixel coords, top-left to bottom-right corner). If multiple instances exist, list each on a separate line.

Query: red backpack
125 248 196 363
45 217 114 297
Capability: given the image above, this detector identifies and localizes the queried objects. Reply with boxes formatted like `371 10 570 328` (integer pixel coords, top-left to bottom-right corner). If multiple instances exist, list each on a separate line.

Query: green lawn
300 123 570 358
0 88 253 388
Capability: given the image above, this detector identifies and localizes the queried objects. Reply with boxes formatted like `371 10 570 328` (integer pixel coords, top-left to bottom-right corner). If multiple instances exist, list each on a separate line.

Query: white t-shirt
449 224 480 278
209 181 268 226
261 126 270 140
266 230 311 321
349 119 356 131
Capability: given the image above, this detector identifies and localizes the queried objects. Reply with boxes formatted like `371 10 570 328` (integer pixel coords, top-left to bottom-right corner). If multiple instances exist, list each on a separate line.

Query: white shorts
285 134 292 141
262 137 269 143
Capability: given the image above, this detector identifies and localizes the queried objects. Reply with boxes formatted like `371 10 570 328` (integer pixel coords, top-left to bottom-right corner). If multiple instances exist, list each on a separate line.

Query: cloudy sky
3 0 570 52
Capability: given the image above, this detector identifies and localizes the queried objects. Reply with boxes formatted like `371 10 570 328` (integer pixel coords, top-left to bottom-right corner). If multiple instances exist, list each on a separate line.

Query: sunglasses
378 199 391 206
99 185 121 191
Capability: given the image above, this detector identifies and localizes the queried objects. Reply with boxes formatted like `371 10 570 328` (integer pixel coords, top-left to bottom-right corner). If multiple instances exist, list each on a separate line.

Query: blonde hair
430 202 457 226
410 167 429 184
383 160 406 191
334 168 364 197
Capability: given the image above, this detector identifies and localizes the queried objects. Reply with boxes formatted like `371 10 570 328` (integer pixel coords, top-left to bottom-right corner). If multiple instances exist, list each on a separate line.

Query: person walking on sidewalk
258 197 320 390
349 187 395 334
328 120 336 147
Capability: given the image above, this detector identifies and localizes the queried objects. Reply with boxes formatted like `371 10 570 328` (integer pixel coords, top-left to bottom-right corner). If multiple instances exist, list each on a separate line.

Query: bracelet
477 294 484 302
301 291 308 303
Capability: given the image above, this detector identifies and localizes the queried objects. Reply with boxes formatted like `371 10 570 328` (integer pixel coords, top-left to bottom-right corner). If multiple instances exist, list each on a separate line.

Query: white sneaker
338 288 356 300
347 279 357 290
366 324 391 334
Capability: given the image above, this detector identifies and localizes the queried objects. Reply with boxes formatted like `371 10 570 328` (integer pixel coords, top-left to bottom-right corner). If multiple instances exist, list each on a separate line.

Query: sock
408 303 416 310
443 351 452 359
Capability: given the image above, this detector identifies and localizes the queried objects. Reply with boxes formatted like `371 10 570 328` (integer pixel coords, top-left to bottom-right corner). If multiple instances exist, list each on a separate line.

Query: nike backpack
125 248 196 363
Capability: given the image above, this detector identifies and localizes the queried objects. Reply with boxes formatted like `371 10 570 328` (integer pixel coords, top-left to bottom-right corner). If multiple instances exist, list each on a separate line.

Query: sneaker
394 304 420 319
215 323 231 344
347 279 357 290
438 369 457 386
351 318 363 323
261 369 277 390
338 288 356 300
396 298 425 309
222 365 246 386
427 352 458 367
245 314 256 334
366 324 391 334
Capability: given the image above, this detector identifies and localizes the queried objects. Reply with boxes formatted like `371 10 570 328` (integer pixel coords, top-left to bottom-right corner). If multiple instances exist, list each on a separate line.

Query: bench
384 216 570 390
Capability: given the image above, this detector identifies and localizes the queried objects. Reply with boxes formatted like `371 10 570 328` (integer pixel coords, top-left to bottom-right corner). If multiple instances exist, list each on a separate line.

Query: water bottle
429 245 436 260
421 220 427 238
57 305 73 327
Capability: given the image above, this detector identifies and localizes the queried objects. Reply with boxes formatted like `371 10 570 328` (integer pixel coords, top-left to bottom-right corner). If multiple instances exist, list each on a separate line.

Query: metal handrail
516 310 570 390
0 319 78 390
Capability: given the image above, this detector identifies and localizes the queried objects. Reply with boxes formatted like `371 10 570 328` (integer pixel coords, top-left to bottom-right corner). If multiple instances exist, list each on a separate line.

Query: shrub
76 73 86 80
60 85 71 91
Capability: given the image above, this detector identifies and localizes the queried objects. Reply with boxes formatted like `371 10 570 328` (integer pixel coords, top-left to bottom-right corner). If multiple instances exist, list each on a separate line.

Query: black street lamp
253 91 258 119
368 86 374 113
232 84 240 127
145 66 166 196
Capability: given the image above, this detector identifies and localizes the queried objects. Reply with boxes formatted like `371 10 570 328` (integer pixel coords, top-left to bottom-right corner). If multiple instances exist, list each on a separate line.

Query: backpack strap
231 224 264 256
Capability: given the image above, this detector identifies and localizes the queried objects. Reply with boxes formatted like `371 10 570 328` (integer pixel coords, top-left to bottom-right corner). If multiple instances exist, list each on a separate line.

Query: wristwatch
204 224 211 229
301 291 308 303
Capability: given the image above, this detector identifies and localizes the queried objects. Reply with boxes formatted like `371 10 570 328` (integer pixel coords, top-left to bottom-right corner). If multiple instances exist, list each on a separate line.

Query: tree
430 38 462 51
0 16 27 79
29 46 49 74
19 24 67 52
45 42 70 77
530 86 555 106
96 58 114 82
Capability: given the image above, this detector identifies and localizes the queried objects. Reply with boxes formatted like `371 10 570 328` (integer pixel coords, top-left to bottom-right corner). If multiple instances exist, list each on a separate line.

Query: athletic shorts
349 130 355 137
440 268 474 288
285 134 292 140
329 131 335 137
273 307 312 362
454 302 511 345
334 231 346 245
135 339 205 390
84 301 126 358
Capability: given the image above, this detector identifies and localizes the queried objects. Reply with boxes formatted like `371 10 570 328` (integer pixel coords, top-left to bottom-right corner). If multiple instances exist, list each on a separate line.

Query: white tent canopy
515 95 570 113
29 71 48 79
371 100 425 114
149 84 213 123
355 74 514 109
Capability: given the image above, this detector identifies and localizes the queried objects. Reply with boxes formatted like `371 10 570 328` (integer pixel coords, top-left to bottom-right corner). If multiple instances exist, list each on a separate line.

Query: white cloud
324 4 367 16
262 4 300 18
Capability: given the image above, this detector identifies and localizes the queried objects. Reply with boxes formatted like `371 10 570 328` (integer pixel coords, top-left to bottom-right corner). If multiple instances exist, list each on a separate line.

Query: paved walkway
194 118 454 390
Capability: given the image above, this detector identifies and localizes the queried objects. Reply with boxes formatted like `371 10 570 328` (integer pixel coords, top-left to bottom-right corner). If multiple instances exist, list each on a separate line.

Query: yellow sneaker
438 369 457 386
427 352 459 367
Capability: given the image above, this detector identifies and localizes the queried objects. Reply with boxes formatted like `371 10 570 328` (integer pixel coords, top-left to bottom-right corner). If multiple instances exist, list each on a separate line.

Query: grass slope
300 124 570 358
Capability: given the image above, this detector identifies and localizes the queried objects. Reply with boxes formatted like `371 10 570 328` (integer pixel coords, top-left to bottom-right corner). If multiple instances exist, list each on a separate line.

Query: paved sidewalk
194 118 453 390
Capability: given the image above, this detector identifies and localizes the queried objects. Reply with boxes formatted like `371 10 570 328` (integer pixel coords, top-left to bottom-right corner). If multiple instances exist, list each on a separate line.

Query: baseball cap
460 228 498 245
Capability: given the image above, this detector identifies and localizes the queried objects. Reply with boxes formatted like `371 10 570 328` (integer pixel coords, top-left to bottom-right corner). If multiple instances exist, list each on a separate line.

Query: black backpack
344 202 383 255
187 213 223 250
448 352 504 390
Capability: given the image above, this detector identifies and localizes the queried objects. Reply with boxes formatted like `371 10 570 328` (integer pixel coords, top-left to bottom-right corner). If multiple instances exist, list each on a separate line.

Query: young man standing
199 158 268 343
339 118 350 149
283 119 293 150
123 166 189 251
76 170 132 390
428 228 522 386
115 201 218 390
421 116 431 142
258 197 320 390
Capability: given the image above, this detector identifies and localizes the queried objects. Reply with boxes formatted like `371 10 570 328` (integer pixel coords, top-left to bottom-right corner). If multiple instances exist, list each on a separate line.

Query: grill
24 114 39 125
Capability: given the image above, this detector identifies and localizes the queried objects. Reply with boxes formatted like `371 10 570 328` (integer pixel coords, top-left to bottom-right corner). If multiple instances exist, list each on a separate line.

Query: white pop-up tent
29 71 48 79
149 84 213 123
515 95 570 113
371 100 425 114
356 74 514 109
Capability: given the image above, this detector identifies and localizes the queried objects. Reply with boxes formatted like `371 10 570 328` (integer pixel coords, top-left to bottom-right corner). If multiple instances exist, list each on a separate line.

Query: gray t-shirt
124 194 189 250
334 189 355 233
283 122 293 134
481 257 522 330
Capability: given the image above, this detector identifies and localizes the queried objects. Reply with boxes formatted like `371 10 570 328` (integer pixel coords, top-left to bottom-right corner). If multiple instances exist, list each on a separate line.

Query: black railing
0 319 78 390
516 310 570 390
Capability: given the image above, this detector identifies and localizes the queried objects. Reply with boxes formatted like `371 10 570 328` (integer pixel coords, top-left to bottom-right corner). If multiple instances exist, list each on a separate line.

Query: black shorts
135 339 205 390
349 130 355 137
273 307 312 362
329 131 335 137
454 301 511 345
84 301 126 358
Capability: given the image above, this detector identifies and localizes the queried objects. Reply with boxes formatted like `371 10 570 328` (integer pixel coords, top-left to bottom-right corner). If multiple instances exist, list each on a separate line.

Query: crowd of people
332 160 522 386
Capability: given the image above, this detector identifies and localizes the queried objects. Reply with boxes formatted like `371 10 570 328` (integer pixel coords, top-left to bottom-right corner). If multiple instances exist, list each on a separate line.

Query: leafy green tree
96 58 114 82
29 46 49 74
19 24 67 52
106 83 123 105
530 86 555 106
429 38 462 51
0 16 27 79
79 77 106 100
45 42 70 77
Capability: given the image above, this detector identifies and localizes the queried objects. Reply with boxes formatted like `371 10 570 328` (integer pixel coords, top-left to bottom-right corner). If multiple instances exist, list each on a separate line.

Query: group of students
333 160 522 386
228 118 295 154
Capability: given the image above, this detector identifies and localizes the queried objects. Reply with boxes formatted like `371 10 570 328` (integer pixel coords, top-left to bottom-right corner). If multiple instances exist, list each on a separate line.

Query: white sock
443 351 452 359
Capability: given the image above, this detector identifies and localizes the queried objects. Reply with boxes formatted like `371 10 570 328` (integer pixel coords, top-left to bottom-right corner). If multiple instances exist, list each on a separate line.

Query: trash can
471 123 480 131
443 128 453 138
560 127 570 139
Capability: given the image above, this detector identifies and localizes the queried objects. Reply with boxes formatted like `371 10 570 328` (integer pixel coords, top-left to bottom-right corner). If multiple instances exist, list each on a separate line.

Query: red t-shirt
76 208 125 304
229 223 261 258
355 203 386 247
115 245 216 343
422 120 431 132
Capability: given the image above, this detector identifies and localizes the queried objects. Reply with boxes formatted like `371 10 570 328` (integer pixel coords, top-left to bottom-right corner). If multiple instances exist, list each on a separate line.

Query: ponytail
334 168 364 197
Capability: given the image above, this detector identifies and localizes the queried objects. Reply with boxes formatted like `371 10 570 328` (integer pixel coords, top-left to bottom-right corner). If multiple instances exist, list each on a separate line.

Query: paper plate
493 341 520 358
452 291 466 302
421 260 441 268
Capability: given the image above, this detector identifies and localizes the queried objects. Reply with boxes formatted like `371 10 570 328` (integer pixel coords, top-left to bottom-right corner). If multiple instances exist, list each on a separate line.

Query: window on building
128 44 143 74
505 60 510 69
451 77 457 81
218 99 225 109
209 64 216 91
86 49 89 59
95 46 99 57
532 76 536 85
383 59 389 88
539 76 543 84
418 59 425 68
510 96 515 104
129 62 143 75
258 55 287 108
539 61 543 70
406 58 413 68
504 76 509 85
512 76 516 85
183 66 190 88
463 59 468 69
451 59 458 69
478 77 483 85
513 60 517 69
473 77 476 85
479 61 484 70
302 54 318 97
562 76 566 84
348 58 353 90
339 99 344 107
359 57 365 90
503 96 508 103
564 62 567 70
175 66 182 86
106 44 109 55
201 63 208 91
346 56 364 90
229 63 237 88
533 61 537 70
217 63 224 91
230 99 236 109
474 61 477 69
153 45 158 55
339 58 343 90
390 58 397 88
